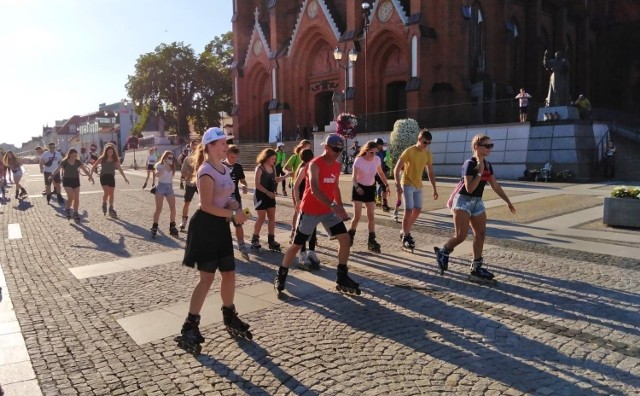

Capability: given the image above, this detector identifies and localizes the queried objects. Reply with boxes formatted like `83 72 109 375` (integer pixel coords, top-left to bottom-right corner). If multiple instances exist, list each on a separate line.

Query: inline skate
468 257 497 286
222 305 252 339
175 314 204 356
250 234 262 252
347 229 356 247
108 207 118 219
102 202 107 216
367 232 381 253
381 199 391 212
238 243 250 260
179 216 189 232
401 233 415 253
267 234 281 252
169 222 179 237
274 266 289 293
65 208 72 220
150 222 159 239
434 246 450 275
336 264 361 295
73 211 81 223
306 251 320 270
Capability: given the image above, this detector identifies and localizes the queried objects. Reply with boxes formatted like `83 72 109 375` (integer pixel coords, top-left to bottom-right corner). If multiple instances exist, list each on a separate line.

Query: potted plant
603 186 640 228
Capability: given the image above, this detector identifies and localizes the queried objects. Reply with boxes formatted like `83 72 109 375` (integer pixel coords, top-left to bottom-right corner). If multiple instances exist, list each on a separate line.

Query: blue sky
0 0 233 147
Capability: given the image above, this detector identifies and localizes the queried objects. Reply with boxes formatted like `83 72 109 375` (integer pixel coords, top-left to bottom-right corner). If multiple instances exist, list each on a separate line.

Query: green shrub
388 118 419 170
610 186 640 199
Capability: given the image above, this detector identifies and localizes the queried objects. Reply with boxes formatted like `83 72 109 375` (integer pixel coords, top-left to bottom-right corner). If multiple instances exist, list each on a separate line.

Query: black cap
375 138 384 145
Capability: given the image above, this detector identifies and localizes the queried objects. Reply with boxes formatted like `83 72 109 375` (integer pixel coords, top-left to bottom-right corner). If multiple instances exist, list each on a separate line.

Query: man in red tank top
274 134 361 295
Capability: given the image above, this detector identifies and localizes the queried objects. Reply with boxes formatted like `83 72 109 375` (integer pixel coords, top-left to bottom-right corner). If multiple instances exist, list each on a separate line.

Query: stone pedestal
537 106 580 121
325 121 337 132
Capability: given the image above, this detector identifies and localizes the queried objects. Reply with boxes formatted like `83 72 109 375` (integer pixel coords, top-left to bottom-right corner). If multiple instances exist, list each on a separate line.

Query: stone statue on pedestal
543 50 571 107
332 91 344 121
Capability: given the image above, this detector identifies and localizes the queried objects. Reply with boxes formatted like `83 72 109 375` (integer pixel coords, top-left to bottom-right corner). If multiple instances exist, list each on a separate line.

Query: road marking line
8 224 22 240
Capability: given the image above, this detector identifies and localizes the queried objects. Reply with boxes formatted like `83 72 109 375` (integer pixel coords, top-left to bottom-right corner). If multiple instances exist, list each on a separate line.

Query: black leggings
300 228 317 252
275 164 286 191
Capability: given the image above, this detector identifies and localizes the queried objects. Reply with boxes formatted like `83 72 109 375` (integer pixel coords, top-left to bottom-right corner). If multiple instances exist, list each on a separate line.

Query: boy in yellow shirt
393 129 439 251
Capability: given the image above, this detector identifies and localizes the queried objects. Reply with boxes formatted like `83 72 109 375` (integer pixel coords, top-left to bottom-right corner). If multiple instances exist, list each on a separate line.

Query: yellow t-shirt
399 146 432 188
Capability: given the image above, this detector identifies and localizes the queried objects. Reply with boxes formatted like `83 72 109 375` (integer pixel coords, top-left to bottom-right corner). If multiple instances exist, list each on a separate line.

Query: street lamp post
362 1 372 132
333 46 359 114
333 46 358 174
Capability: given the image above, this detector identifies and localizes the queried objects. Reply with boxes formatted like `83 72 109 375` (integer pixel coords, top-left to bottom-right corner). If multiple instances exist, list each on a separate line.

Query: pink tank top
197 161 235 209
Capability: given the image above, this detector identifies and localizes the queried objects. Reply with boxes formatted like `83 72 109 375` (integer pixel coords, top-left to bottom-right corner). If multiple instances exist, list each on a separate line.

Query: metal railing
356 98 542 132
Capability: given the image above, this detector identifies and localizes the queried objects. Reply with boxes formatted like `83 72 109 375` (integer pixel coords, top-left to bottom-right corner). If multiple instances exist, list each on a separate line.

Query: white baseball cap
202 127 232 145
277 142 285 147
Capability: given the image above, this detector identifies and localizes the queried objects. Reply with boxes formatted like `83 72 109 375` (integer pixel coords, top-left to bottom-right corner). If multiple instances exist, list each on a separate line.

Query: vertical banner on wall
269 113 282 143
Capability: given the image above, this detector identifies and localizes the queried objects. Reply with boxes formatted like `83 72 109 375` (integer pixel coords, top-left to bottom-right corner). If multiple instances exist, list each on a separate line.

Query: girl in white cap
177 127 251 355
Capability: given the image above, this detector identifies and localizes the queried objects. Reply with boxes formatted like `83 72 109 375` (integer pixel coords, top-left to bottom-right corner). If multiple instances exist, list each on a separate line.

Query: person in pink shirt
347 141 389 253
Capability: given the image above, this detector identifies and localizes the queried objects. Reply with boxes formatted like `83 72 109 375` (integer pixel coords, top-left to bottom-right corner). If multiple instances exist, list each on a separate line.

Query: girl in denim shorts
435 134 516 281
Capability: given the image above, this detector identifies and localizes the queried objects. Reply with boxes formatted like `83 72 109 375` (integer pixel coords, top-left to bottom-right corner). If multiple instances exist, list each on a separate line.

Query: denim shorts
155 182 174 197
402 185 423 210
453 194 486 217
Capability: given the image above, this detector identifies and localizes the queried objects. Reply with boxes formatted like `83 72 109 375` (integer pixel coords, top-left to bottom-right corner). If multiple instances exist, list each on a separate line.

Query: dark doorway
263 101 270 142
386 81 407 130
315 91 333 131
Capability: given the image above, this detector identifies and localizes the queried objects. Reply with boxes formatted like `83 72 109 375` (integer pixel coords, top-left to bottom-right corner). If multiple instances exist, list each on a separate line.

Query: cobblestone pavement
0 165 639 395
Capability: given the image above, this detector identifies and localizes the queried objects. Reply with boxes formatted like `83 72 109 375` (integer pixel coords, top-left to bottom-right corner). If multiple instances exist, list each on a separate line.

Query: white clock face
307 0 319 19
378 1 393 23
253 40 262 56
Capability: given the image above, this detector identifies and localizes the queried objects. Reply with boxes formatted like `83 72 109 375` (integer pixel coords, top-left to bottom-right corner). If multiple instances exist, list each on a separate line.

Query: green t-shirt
399 146 432 188
285 153 302 174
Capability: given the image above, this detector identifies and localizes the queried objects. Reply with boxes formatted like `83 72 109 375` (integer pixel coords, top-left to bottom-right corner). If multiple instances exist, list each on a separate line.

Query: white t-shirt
147 154 157 165
516 92 532 107
41 151 62 173
155 163 174 184
353 155 381 186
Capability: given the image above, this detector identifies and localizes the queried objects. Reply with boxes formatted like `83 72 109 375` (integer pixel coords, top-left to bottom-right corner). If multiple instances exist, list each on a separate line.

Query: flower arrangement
610 186 640 199
388 118 420 167
336 113 358 139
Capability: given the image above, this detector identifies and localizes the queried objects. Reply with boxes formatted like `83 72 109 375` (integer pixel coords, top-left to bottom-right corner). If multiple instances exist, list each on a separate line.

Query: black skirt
183 209 235 273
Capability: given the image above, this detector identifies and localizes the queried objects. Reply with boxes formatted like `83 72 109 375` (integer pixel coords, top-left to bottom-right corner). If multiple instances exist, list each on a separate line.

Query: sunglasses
421 140 431 145
329 145 343 153
478 143 494 149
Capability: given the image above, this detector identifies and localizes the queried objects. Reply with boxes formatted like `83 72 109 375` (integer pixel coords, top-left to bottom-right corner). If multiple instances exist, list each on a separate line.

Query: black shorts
62 178 80 189
184 185 198 202
44 172 61 186
183 210 235 273
254 191 276 210
352 183 376 202
519 106 528 114
100 174 115 187
147 164 154 171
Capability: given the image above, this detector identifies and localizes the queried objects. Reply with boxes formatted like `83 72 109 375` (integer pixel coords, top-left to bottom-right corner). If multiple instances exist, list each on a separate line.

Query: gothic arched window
469 2 486 82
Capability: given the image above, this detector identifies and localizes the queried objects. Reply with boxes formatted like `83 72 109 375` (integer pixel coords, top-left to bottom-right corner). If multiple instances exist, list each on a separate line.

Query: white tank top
197 161 235 209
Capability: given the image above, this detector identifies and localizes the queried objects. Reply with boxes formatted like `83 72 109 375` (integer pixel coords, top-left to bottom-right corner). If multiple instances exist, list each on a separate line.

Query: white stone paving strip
7 224 22 240
0 259 43 395
68 249 184 279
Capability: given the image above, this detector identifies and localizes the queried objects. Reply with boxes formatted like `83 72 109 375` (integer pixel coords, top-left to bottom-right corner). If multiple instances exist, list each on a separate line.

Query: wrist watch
231 209 237 218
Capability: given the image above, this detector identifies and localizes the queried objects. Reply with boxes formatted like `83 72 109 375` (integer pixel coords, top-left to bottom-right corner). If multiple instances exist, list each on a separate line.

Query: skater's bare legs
469 212 487 260
102 186 115 206
443 209 471 251
153 194 164 223
349 201 363 230
364 201 376 233
401 208 421 235
219 270 236 307
188 271 215 314
166 194 176 223
282 243 303 268
253 210 266 236
336 233 350 264
266 207 276 236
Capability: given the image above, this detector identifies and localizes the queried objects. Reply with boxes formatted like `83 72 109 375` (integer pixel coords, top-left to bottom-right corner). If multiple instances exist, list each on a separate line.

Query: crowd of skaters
1 126 517 355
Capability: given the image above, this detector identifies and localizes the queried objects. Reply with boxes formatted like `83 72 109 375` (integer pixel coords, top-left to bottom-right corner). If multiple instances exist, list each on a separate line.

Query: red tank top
300 156 341 215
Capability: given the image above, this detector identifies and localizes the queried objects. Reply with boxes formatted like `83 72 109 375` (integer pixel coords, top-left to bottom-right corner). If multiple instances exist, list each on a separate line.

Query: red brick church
231 0 639 142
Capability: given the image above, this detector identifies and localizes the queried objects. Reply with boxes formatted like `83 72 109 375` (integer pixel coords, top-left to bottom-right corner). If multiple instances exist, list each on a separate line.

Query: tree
126 34 233 140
